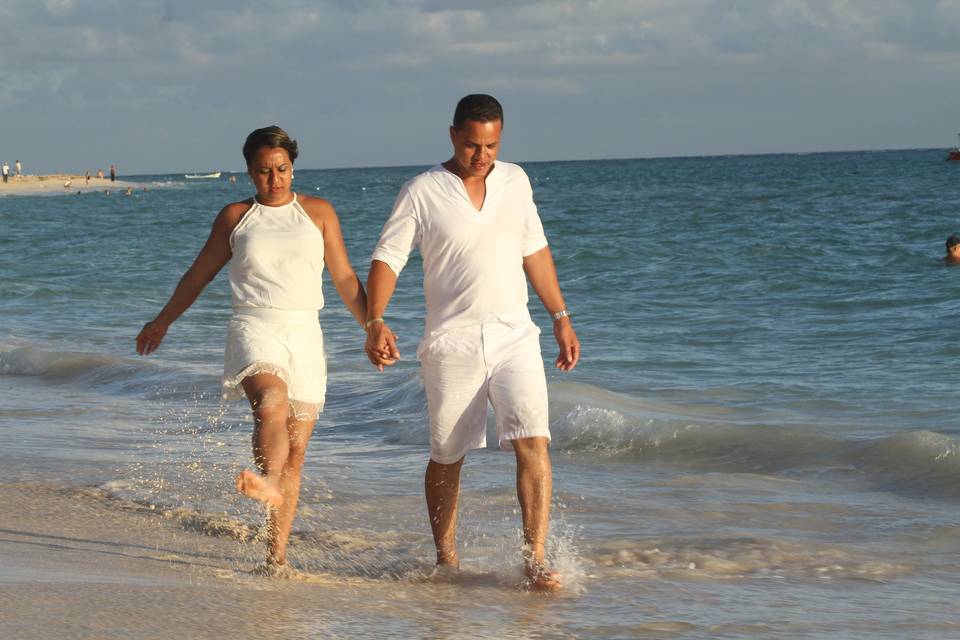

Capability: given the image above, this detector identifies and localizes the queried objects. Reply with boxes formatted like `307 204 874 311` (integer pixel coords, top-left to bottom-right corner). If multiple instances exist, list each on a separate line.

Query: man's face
448 118 502 178
949 244 960 261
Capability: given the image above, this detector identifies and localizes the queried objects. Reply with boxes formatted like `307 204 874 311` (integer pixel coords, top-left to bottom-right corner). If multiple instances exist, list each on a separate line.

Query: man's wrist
551 308 570 322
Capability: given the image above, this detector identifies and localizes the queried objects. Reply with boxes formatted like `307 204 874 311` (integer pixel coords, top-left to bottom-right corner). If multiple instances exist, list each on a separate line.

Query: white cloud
42 0 76 18
1 0 959 172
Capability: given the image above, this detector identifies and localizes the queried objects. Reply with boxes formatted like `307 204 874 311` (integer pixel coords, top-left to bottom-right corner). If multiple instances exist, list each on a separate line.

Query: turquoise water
2 150 960 638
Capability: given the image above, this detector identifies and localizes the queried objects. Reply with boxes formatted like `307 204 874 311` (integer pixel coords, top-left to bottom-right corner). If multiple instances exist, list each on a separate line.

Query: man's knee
512 436 550 462
428 456 465 472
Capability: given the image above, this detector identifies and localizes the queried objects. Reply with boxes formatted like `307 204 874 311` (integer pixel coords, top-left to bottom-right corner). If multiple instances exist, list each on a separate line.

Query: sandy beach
0 174 142 196
0 480 439 639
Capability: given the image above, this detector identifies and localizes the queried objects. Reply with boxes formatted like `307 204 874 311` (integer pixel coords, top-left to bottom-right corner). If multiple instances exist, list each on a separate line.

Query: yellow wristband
364 318 384 330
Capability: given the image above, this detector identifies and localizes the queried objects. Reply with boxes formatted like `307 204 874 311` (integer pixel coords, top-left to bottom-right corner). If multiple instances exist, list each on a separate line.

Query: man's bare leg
425 457 464 567
235 374 290 509
267 414 316 566
514 436 561 590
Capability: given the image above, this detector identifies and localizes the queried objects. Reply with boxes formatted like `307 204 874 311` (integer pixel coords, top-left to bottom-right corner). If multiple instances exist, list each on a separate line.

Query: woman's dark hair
243 125 299 165
452 94 503 128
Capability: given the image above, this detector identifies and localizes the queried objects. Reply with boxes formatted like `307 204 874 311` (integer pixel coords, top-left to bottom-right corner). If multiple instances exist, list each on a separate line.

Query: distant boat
184 171 222 179
948 134 960 161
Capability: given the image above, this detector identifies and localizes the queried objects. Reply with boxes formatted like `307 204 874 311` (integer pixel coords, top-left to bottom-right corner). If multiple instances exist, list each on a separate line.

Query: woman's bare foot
235 469 283 508
252 558 299 579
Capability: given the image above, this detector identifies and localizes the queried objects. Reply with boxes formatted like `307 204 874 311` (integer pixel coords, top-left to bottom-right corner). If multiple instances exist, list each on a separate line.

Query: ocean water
2 150 960 638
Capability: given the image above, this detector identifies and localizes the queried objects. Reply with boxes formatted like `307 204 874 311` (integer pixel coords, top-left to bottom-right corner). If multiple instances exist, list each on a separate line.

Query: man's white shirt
371 161 548 348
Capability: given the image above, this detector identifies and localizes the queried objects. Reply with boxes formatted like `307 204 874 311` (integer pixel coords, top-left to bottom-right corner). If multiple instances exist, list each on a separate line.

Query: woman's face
247 146 293 204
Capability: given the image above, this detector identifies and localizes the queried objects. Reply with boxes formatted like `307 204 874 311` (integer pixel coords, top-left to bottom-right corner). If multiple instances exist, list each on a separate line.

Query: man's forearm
366 260 399 321
523 247 567 315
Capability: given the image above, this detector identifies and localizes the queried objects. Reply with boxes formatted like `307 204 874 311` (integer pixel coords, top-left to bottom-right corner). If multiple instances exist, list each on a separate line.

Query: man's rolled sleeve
520 177 548 257
371 189 421 276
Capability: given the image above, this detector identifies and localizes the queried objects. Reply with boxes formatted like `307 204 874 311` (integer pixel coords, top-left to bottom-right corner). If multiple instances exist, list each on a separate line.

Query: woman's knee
250 393 290 426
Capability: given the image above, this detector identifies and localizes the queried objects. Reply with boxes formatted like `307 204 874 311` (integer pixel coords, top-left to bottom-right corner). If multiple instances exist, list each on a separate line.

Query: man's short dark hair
243 125 299 165
947 234 960 250
453 94 503 128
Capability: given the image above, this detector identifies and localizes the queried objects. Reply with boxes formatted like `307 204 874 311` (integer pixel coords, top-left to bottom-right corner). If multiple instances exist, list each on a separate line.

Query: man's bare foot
235 469 283 508
524 562 563 591
435 543 459 567
428 563 460 581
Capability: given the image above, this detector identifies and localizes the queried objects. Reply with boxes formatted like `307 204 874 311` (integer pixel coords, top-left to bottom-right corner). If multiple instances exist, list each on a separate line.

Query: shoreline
0 479 384 639
0 174 143 196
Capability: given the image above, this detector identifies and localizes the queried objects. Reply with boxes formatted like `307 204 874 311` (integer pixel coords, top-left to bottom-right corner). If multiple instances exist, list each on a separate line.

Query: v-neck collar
431 163 502 216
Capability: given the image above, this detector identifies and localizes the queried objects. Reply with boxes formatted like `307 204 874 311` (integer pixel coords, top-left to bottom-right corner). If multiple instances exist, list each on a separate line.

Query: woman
136 125 367 572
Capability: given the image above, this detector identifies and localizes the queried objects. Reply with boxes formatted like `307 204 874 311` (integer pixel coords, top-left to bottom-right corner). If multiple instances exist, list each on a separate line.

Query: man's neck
442 159 494 184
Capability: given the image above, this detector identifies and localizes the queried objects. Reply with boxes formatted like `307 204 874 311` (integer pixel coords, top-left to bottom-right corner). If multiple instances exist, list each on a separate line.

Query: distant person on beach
110 164 116 182
365 94 580 590
136 125 368 573
945 235 960 266
1 161 8 183
85 171 90 185
15 160 21 178
98 169 104 180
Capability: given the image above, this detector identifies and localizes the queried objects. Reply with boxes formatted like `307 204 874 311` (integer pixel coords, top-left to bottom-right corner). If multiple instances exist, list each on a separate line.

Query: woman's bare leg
267 414 316 565
235 373 290 509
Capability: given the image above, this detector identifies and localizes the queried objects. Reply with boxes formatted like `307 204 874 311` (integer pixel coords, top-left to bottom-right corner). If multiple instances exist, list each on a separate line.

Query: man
365 94 580 590
14 159 21 178
1 161 8 184
945 234 960 266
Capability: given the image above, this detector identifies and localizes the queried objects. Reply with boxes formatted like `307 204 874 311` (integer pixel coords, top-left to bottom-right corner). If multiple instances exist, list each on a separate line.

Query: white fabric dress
221 195 327 420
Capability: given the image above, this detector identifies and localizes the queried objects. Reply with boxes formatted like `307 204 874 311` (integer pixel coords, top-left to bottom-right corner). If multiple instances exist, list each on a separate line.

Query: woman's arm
135 203 243 355
305 196 367 326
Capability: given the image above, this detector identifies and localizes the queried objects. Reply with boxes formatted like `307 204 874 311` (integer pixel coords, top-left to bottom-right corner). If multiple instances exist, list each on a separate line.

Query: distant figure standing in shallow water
136 126 368 572
945 235 960 266
109 164 116 182
365 94 580 590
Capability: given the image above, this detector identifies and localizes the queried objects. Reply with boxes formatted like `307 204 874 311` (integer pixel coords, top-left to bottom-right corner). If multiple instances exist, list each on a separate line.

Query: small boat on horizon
184 171 222 179
947 134 960 161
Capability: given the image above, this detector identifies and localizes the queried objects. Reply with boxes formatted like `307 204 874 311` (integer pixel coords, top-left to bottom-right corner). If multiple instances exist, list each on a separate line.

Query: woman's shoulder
217 198 256 223
296 193 334 211
296 194 336 219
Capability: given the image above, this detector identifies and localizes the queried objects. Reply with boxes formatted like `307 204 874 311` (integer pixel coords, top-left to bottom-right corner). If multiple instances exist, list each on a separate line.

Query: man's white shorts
420 318 550 464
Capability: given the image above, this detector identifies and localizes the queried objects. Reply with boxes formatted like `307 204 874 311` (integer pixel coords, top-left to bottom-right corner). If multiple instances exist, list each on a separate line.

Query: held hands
364 321 400 371
553 318 580 372
135 320 168 356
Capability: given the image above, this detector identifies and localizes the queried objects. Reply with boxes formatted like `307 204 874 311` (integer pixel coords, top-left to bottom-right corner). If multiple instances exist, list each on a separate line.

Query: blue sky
2 0 960 174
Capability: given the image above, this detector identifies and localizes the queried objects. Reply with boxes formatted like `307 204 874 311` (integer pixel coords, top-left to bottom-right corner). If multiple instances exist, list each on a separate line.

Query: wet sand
0 480 564 640
0 482 384 639
0 174 141 196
